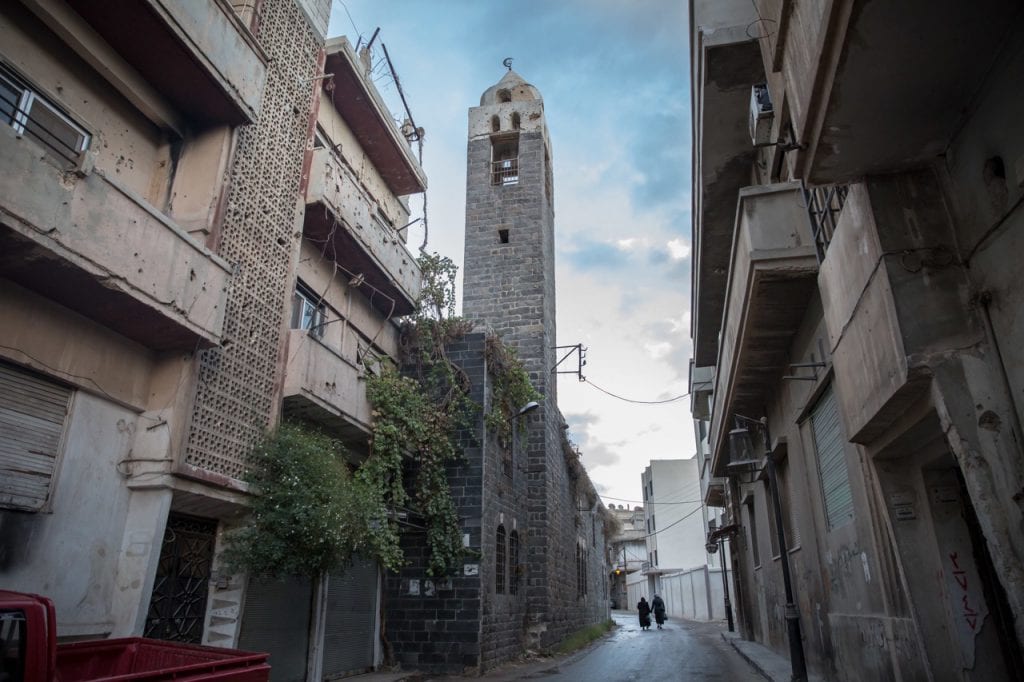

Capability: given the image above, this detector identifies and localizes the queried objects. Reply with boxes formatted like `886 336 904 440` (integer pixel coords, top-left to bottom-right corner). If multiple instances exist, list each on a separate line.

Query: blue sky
328 0 694 506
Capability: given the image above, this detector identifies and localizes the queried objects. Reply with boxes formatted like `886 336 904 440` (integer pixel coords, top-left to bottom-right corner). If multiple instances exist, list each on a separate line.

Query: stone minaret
463 68 556 402
463 69 565 647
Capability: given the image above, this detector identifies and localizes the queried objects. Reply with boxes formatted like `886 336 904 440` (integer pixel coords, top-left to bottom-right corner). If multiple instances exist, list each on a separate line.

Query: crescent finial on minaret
502 57 514 71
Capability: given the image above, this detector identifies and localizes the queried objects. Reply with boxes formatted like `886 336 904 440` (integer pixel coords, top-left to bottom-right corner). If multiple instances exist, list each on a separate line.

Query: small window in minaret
511 112 520 130
491 115 500 132
498 229 509 244
497 88 511 103
491 135 519 186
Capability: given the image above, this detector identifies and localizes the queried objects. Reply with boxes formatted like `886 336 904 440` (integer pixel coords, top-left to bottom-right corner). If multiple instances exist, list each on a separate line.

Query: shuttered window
810 385 854 530
0 361 72 511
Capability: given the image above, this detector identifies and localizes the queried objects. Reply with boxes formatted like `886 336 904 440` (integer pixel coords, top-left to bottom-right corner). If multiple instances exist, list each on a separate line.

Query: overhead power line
582 378 690 404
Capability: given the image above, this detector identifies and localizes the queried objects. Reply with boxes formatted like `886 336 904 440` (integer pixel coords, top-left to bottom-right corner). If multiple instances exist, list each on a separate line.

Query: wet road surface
426 610 763 681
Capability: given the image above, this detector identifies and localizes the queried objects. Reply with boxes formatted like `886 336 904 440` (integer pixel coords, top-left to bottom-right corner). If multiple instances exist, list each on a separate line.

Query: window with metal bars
495 525 507 594
1 63 90 169
490 135 519 186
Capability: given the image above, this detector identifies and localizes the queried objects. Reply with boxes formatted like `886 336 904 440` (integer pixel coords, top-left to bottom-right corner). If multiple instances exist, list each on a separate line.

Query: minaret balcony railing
491 158 519 186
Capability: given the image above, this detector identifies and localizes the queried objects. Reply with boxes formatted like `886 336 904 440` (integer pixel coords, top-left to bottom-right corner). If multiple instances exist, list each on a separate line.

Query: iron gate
144 513 218 643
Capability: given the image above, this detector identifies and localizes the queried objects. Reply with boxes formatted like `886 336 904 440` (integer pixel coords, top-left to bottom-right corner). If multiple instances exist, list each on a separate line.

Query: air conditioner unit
749 83 774 146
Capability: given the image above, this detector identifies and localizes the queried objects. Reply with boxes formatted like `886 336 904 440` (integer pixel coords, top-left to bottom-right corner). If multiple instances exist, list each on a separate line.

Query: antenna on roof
502 57 514 71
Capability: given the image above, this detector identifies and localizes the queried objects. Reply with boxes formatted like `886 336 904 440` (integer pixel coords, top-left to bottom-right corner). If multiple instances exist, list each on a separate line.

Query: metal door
321 559 378 679
239 575 314 682
145 513 218 642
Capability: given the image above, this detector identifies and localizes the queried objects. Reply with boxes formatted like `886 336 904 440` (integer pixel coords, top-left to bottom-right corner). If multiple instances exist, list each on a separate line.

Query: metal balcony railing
491 158 519 186
803 182 849 262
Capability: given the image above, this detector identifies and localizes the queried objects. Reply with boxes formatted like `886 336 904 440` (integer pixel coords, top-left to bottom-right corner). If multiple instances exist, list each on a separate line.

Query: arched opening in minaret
491 134 519 186
511 112 520 130
497 89 511 103
491 115 500 132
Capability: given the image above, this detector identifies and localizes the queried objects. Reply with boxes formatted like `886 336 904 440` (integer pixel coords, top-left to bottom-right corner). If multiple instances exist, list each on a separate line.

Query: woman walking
652 594 666 629
637 596 652 631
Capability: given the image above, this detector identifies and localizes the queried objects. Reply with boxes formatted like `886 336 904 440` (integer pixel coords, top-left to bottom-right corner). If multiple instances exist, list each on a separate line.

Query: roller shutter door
322 559 378 679
0 361 72 511
810 385 854 530
239 576 314 682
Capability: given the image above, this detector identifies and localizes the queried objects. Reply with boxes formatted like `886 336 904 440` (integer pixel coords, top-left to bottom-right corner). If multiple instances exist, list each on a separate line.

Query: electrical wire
582 378 689 404
602 495 702 506
642 504 705 539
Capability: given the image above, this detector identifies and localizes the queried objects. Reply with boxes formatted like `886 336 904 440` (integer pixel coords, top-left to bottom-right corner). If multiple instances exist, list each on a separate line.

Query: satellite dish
502 57 514 70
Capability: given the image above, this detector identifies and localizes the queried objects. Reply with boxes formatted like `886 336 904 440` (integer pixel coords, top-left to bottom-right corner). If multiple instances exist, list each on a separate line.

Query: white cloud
667 238 691 260
643 340 672 360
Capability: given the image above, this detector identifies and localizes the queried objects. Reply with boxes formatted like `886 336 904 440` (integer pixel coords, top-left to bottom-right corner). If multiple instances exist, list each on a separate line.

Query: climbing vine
484 335 542 442
228 253 543 579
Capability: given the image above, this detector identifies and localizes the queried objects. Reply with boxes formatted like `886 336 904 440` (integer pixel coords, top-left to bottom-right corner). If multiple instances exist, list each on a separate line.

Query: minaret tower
462 67 556 403
463 66 562 644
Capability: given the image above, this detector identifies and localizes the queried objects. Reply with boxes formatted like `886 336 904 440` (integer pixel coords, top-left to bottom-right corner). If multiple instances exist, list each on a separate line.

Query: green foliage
223 422 391 578
484 335 542 442
553 619 615 655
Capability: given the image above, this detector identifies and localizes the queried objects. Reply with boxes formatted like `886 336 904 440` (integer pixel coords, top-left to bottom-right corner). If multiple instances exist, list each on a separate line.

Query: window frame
0 63 91 170
495 524 507 595
291 280 327 340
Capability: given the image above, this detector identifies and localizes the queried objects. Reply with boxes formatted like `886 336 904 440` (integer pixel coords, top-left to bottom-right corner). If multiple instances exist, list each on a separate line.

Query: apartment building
0 1 425 679
689 0 1024 679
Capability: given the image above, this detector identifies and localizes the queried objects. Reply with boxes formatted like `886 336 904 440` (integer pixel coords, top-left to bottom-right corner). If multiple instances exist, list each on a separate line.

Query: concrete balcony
794 0 1019 184
63 0 267 125
282 329 372 445
690 9 765 368
0 125 230 350
708 182 818 477
304 147 422 316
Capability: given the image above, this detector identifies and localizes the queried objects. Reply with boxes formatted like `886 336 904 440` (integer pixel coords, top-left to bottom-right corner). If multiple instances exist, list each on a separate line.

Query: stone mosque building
381 68 610 674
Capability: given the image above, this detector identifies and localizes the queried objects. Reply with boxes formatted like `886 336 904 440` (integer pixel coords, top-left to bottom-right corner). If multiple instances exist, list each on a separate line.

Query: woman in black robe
652 594 666 629
637 596 652 630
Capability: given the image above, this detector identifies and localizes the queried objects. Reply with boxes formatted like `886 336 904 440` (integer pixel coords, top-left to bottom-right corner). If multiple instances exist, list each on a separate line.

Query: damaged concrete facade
690 0 1024 679
0 1 424 679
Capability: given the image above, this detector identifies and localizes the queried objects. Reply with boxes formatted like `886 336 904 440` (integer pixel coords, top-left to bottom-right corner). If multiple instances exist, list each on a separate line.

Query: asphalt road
427 610 764 681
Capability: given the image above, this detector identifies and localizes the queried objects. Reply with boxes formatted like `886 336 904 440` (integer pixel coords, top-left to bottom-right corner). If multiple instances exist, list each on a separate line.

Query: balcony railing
491 158 519 186
803 183 849 262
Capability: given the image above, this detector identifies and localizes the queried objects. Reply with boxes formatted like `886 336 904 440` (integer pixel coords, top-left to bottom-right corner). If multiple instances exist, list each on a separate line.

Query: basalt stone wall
382 333 488 674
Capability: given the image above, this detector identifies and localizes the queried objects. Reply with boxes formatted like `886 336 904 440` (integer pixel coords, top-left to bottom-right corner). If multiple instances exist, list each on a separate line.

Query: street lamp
729 415 807 682
707 523 739 633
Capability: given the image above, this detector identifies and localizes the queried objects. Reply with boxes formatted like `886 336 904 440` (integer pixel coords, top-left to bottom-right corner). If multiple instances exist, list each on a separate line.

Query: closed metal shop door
240 576 313 682
322 559 378 679
0 360 72 511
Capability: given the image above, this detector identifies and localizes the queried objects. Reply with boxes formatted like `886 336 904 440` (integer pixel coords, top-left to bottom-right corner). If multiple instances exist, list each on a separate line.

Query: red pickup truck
0 591 269 682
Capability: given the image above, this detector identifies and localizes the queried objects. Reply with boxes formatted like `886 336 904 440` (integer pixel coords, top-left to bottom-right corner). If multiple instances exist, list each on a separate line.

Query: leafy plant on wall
227 253 541 578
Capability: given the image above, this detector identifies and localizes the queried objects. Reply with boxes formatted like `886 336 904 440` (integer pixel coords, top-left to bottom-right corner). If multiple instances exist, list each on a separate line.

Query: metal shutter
322 559 378 679
0 361 72 511
810 385 854 529
239 576 314 682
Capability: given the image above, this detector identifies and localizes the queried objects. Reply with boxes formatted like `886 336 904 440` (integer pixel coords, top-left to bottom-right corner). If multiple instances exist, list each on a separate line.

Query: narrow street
423 611 763 681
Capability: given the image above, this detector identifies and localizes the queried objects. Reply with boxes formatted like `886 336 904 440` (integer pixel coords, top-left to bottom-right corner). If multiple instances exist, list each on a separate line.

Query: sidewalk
722 631 826 682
